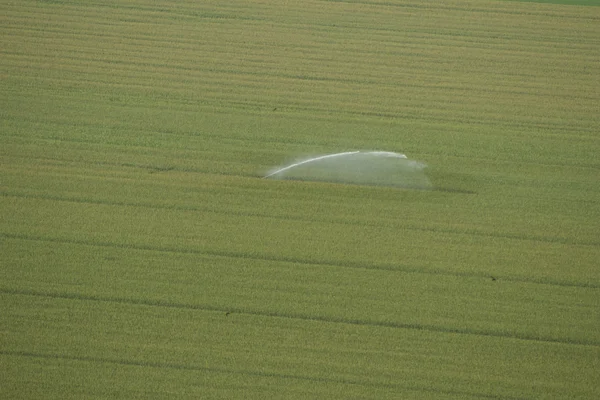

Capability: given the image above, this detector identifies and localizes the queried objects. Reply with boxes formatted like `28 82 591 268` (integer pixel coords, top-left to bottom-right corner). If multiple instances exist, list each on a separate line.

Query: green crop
1 1 599 398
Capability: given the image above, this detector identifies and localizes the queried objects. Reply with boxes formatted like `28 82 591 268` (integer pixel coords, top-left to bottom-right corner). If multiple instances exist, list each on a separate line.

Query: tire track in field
0 350 525 399
4 115 600 163
2 192 598 250
8 42 596 105
5 0 598 133
1 287 598 348
2 231 598 290
321 0 600 20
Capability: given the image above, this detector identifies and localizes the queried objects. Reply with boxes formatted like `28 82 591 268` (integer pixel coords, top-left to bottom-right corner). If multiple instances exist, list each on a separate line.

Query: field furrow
2 0 599 398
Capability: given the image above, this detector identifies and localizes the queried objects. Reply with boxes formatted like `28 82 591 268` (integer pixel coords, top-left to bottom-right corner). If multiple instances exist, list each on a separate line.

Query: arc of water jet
368 151 407 158
264 151 360 178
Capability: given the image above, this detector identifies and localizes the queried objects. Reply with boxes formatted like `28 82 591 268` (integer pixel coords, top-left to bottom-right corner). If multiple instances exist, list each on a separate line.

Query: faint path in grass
323 0 600 10
1 230 597 290
501 0 600 5
0 349 527 400
1 286 598 348
2 191 598 249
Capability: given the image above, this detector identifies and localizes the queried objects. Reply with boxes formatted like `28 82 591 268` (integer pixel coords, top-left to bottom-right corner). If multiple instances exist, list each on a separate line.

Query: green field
1 0 599 398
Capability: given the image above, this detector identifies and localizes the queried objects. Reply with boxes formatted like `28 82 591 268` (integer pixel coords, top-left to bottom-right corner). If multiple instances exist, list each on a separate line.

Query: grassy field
1 0 599 398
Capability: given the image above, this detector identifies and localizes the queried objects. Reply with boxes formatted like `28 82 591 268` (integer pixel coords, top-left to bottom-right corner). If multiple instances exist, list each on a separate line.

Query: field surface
1 0 599 399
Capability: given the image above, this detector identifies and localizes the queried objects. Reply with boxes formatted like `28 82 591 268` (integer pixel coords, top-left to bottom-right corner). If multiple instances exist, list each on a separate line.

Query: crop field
1 0 599 398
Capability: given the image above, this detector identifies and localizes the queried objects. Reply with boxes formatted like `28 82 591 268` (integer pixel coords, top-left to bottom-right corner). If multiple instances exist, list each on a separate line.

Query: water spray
264 150 431 189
